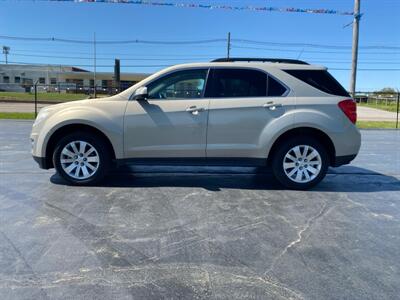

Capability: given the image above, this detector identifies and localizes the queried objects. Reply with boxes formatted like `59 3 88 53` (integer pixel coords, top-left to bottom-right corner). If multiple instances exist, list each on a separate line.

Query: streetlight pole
2 46 10 64
350 0 361 98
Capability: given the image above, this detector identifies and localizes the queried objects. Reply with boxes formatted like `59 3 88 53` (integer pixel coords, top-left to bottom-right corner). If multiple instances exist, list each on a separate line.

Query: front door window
147 69 208 100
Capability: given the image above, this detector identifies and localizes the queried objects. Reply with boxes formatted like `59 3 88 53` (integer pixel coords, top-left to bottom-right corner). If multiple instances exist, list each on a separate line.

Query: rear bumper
33 156 51 169
332 154 357 167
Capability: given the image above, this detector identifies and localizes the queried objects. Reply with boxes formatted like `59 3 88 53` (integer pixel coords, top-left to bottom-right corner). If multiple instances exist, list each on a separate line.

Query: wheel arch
266 127 336 166
45 123 117 169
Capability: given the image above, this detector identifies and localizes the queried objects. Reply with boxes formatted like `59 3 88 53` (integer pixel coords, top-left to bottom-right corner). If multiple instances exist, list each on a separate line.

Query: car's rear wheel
272 137 329 190
53 132 110 185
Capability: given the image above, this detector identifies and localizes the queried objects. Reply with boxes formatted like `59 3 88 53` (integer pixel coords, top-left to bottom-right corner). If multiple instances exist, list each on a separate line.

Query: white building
0 64 148 92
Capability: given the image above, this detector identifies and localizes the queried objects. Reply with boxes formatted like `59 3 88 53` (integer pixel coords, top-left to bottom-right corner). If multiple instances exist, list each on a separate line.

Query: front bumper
33 155 51 169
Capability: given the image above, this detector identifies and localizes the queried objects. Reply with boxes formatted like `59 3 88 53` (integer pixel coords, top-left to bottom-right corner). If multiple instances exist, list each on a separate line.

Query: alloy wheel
60 140 100 180
282 145 322 183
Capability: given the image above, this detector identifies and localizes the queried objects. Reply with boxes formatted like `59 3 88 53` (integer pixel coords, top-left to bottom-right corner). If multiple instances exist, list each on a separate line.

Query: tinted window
147 69 208 100
207 69 267 98
268 76 287 96
284 69 349 97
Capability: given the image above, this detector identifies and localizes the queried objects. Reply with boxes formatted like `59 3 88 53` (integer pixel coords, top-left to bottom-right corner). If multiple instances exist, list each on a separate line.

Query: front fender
36 103 125 159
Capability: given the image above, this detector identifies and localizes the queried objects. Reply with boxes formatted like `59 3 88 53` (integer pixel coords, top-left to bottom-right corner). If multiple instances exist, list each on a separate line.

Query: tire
271 136 329 190
53 132 111 185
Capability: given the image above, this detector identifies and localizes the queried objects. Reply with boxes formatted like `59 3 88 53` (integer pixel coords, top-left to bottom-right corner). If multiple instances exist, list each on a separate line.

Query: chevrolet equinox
31 58 361 189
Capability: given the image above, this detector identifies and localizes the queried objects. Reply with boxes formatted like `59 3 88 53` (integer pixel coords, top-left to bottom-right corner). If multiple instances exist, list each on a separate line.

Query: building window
50 78 57 85
102 80 109 88
90 79 94 88
39 77 46 84
3 76 10 83
14 76 21 84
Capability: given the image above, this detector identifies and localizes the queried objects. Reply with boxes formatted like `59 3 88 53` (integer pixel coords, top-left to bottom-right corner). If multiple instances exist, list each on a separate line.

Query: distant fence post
396 93 399 129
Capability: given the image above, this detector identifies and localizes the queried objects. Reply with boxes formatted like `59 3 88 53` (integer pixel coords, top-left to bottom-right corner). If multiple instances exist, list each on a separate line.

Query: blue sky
0 0 399 91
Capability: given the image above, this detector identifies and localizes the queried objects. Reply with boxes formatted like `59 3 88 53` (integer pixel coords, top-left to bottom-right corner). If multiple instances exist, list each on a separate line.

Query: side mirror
133 86 148 100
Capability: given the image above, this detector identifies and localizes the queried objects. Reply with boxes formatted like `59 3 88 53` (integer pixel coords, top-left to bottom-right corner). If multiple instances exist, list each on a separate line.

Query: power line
7 53 400 64
232 45 400 55
10 49 221 57
2 61 399 71
0 35 226 45
233 39 400 50
1 34 399 50
0 61 170 68
9 53 214 61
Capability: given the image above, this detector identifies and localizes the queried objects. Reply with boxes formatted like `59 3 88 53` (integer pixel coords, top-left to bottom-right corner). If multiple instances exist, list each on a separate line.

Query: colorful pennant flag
42 0 354 16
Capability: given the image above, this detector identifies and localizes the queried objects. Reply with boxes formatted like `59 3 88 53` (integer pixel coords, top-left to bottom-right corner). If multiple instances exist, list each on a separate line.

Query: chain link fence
355 91 400 128
0 82 126 115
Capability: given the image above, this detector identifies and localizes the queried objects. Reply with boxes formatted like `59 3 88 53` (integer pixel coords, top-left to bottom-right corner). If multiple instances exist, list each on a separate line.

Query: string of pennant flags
37 0 355 16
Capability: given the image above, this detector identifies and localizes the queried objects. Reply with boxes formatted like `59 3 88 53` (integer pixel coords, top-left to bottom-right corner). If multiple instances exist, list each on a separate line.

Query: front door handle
263 102 283 110
186 106 205 115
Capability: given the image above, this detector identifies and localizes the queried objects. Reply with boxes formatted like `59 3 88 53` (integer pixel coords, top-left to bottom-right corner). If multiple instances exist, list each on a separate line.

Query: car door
205 67 293 159
124 68 210 158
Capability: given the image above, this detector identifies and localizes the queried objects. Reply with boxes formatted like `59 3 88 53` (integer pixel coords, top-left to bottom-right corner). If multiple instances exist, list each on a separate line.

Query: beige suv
31 58 361 189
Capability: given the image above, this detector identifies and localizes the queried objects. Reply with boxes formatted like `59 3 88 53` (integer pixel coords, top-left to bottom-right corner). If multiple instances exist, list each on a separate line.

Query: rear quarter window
284 69 349 97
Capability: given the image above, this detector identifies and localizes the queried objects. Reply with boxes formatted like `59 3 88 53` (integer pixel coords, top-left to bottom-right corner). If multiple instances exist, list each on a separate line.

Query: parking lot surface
0 120 399 300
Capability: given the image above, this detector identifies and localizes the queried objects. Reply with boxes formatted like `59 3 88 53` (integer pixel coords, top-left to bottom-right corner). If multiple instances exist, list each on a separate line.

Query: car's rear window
284 69 349 97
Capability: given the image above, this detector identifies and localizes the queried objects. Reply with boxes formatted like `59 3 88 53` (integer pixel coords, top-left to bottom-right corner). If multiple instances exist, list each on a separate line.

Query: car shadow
50 165 400 193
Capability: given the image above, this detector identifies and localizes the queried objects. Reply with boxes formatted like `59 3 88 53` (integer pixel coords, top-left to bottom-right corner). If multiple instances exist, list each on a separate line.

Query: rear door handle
186 106 205 115
263 102 283 110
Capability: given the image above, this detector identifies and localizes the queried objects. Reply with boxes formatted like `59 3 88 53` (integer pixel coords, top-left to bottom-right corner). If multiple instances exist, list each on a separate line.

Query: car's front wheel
53 132 110 185
272 137 329 190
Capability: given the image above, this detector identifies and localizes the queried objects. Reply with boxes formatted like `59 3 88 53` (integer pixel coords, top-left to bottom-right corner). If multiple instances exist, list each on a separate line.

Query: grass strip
0 112 36 119
357 121 398 129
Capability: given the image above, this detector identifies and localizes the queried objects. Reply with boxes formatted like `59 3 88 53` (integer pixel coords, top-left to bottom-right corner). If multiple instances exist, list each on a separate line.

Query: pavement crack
264 201 332 276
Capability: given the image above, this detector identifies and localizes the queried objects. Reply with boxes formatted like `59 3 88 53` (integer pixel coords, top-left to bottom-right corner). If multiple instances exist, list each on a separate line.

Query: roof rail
211 58 309 65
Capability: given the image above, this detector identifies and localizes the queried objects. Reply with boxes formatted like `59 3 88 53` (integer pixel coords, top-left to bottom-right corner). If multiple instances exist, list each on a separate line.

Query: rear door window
267 76 287 96
206 68 267 98
284 69 349 97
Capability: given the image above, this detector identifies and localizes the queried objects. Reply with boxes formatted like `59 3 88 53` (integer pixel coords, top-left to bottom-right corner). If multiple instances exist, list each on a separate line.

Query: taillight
338 99 357 124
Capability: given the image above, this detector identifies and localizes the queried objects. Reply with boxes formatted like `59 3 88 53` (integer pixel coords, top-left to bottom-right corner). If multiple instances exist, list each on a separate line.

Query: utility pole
227 32 231 59
2 46 10 64
93 32 97 98
350 0 361 98
114 59 120 94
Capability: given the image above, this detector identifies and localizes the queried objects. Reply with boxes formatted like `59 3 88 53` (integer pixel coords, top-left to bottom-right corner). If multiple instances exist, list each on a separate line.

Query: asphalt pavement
0 120 399 299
